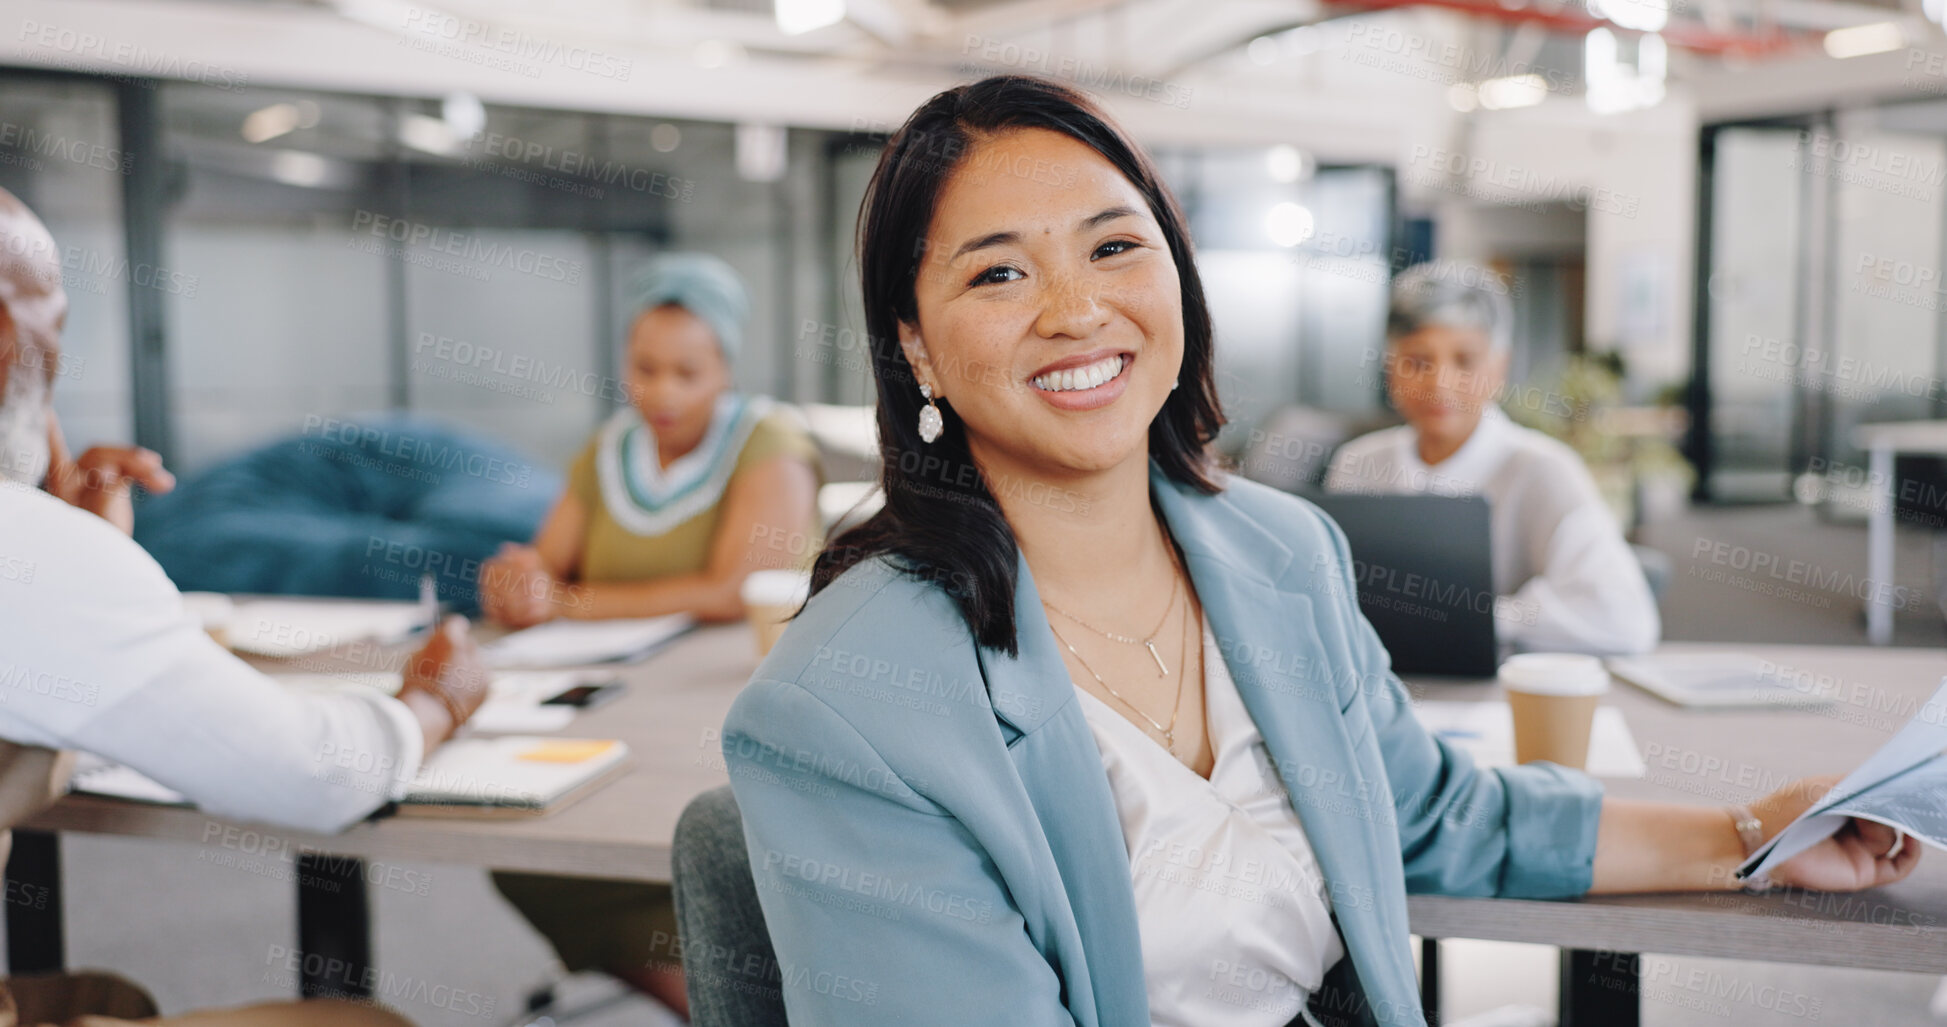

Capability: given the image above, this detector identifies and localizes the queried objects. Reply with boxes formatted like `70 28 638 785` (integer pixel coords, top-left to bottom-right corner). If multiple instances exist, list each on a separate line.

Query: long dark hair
811 75 1226 655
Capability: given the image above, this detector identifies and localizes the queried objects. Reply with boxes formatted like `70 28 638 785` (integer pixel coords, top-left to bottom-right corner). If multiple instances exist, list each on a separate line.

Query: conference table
1403 641 1947 1026
7 625 1946 1027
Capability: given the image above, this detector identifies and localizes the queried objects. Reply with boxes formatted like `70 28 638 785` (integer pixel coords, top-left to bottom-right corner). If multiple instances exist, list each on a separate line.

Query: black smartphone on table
540 679 627 709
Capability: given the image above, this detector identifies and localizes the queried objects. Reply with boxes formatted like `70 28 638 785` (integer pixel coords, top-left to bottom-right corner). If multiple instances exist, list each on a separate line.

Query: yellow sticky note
518 740 617 764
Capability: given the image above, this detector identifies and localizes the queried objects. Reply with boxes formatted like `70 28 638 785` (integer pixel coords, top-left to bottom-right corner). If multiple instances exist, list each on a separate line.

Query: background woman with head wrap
479 252 820 628
484 253 820 1018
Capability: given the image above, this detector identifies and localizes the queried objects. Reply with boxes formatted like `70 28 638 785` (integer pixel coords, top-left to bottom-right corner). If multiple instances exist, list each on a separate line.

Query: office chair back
672 785 789 1027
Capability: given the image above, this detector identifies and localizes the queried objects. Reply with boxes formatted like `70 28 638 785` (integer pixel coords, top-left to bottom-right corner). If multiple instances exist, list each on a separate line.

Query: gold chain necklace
1041 570 1180 677
1050 586 1196 754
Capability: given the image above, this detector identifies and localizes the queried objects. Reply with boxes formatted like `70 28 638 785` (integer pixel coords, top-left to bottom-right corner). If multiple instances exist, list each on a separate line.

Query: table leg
1868 444 1895 645
1419 937 1441 1023
4 830 63 974
1559 949 1639 1027
295 854 373 999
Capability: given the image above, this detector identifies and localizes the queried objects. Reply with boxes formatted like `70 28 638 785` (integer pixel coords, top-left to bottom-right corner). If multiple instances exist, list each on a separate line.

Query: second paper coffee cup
1499 653 1609 769
742 570 812 659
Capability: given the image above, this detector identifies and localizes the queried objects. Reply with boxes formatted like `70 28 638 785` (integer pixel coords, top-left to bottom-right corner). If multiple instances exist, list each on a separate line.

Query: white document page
1741 677 1947 880
225 598 430 657
482 615 694 669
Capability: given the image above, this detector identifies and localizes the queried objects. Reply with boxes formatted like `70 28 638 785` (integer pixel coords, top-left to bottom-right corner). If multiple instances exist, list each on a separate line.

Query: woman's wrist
1724 803 1772 892
556 583 588 620
1592 799 1771 893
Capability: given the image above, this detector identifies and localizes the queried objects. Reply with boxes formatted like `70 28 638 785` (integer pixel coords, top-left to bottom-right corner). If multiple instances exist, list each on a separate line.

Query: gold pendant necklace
1051 586 1196 755
1042 569 1180 677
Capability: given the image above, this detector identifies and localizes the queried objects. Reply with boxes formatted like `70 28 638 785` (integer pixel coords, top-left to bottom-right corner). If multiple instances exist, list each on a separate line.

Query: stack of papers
404 736 630 816
483 615 693 668
222 598 430 657
70 736 629 818
1415 700 1646 777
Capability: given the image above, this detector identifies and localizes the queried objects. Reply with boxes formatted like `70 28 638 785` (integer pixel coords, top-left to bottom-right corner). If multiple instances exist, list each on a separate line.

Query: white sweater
0 482 424 833
1324 406 1660 656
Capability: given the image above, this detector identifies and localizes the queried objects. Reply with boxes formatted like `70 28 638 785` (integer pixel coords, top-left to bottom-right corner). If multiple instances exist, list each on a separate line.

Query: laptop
1299 491 1499 678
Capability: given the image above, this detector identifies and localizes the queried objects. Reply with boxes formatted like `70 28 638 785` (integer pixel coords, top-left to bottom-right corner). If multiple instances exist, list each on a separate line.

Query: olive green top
567 397 820 583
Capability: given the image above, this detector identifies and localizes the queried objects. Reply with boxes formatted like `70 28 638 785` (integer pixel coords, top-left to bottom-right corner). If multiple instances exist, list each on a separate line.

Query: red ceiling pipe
1328 0 1807 57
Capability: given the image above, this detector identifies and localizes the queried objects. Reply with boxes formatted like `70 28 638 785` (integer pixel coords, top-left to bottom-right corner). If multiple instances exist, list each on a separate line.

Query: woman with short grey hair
1326 261 1660 656
1386 261 1514 355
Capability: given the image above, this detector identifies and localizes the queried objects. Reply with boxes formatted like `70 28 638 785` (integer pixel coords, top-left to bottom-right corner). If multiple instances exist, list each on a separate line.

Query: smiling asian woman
717 75 1919 1027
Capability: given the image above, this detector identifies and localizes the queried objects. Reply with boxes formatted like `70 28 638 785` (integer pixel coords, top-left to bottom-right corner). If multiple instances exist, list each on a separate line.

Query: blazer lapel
1152 468 1423 1024
977 551 1149 1027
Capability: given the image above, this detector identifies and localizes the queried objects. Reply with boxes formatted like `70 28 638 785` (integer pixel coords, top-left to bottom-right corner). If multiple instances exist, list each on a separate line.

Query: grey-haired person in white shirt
1326 262 1661 656
0 186 487 1025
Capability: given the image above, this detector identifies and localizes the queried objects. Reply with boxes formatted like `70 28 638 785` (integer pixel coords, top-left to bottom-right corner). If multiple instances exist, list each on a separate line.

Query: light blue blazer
722 464 1604 1027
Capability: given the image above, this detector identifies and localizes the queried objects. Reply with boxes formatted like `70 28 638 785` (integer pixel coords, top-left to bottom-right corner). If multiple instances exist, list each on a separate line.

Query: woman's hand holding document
1737 677 1947 889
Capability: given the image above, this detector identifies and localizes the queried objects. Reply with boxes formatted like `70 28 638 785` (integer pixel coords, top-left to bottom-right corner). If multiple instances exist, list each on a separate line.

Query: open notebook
70 736 630 819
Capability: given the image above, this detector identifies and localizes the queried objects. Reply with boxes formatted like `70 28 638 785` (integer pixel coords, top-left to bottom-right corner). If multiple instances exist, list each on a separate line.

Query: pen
417 574 440 635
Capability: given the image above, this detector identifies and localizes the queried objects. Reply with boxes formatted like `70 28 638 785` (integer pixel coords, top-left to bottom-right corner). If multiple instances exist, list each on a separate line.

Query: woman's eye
970 264 1023 287
1093 239 1138 260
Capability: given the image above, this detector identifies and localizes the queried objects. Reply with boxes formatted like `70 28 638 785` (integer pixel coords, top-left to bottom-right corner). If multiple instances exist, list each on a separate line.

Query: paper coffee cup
1499 653 1609 769
741 570 812 658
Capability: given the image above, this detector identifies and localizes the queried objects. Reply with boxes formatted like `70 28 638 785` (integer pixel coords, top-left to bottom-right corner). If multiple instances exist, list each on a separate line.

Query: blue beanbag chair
134 415 561 615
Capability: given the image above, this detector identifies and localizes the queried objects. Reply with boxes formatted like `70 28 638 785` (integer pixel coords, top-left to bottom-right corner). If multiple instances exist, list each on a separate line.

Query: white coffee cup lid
1498 653 1610 696
742 569 812 607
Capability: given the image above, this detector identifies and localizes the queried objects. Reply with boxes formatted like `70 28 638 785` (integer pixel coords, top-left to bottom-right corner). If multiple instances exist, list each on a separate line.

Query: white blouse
1324 404 1660 656
1074 615 1343 1027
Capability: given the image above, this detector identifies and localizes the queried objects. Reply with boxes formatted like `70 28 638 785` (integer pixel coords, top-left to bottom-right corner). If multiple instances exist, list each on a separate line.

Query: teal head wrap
628 253 751 362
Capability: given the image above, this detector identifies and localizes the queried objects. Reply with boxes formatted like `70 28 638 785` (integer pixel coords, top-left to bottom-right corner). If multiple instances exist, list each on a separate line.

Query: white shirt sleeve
0 485 425 834
1323 431 1397 495
1322 449 1355 493
1496 502 1661 656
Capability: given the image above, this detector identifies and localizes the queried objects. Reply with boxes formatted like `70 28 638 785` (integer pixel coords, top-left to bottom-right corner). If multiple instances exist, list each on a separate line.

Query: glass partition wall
0 74 134 451
0 71 1416 479
157 85 817 471
1696 104 1947 509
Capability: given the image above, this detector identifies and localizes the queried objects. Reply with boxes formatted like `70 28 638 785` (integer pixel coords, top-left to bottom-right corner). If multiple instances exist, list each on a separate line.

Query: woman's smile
1027 349 1134 411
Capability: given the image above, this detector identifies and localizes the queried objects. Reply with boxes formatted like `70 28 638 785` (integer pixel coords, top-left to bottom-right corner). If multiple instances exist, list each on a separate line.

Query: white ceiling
4 0 1946 161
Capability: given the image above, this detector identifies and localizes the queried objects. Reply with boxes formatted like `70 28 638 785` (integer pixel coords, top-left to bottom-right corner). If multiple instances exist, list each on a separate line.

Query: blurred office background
7 0 1947 1023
